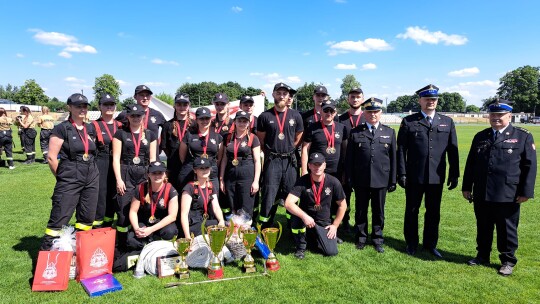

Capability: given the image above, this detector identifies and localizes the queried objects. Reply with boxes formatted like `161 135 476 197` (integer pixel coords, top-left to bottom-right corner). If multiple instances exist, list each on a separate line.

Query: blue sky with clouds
1 0 539 106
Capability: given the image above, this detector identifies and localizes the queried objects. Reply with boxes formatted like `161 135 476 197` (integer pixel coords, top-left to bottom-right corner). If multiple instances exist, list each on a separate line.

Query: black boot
30 154 35 164
42 153 49 164
23 154 32 164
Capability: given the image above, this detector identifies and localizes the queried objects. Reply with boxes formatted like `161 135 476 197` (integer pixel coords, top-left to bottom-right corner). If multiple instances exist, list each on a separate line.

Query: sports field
1 124 539 303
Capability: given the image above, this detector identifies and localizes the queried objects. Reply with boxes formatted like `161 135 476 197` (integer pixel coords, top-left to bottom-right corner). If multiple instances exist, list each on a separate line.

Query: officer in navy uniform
462 99 536 276
302 85 329 131
397 84 459 257
257 82 304 228
285 153 347 258
346 98 396 253
338 87 366 232
40 94 99 250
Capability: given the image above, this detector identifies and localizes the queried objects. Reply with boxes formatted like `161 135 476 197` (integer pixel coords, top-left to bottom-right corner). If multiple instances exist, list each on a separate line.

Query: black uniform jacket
462 124 536 202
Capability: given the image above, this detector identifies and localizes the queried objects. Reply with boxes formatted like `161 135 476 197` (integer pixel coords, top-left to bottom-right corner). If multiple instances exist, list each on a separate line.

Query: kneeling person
284 153 347 259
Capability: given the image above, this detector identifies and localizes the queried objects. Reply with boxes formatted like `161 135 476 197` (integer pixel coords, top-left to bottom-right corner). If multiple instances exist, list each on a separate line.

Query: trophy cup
240 227 258 273
258 222 282 271
202 219 234 279
175 236 193 279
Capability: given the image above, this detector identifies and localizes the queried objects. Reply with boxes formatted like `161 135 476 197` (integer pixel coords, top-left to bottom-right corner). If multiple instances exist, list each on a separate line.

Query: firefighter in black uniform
397 84 459 258
462 99 536 276
285 153 347 258
0 108 15 169
160 93 193 189
212 93 234 139
338 87 366 230
301 85 329 131
127 161 179 249
219 110 262 219
257 82 303 228
346 98 396 253
115 85 165 156
112 104 158 248
17 106 37 164
92 93 123 228
40 94 99 250
180 157 225 237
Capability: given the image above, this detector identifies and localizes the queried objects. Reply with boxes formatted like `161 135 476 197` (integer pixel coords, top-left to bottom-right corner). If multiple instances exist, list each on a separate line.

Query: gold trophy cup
258 222 282 271
202 219 234 279
175 235 193 279
240 227 258 273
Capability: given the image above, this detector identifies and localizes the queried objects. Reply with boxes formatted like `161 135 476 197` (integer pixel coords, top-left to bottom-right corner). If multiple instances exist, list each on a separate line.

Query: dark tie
371 125 375 136
426 116 432 126
493 130 498 141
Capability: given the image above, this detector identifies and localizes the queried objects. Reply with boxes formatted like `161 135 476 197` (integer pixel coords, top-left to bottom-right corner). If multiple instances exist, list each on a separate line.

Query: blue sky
1 0 539 106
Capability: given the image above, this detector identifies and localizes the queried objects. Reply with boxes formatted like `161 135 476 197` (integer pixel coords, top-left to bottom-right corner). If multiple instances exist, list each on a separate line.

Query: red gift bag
76 228 115 281
32 251 73 291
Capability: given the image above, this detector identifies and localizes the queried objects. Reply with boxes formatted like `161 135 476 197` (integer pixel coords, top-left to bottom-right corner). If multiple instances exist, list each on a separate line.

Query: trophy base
208 268 224 280
177 272 190 280
244 266 257 273
266 260 280 272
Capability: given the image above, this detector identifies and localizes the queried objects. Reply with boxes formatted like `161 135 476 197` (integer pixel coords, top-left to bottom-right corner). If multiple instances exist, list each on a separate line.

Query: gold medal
82 153 89 161
232 159 239 166
201 153 209 159
326 147 332 154
148 216 156 224
133 156 141 164
314 204 322 211
203 213 209 219
278 133 285 140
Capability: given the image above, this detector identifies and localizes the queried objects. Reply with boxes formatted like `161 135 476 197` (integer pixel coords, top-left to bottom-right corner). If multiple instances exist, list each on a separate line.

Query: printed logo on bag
90 247 108 268
42 253 59 280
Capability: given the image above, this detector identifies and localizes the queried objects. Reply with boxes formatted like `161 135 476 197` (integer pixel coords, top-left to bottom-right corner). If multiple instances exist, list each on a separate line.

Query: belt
269 151 294 158
62 156 96 163
122 159 148 166
228 157 254 166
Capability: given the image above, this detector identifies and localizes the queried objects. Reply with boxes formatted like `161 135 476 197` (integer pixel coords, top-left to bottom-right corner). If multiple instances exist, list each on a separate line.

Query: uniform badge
210 138 216 145
151 116 156 123
384 144 388 148
324 187 331 196
289 119 295 126
306 189 311 193
241 141 247 147
223 126 229 132
532 144 536 151
507 149 513 154
335 133 340 139
159 198 165 207
359 143 362 147
142 138 148 145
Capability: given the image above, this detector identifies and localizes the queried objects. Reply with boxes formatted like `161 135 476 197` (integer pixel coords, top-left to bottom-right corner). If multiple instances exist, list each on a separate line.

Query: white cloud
334 63 357 70
31 29 97 58
327 38 392 55
116 79 129 86
64 77 85 83
16 53 24 58
361 63 377 70
448 67 480 77
144 82 169 87
232 6 243 13
335 78 341 82
32 61 55 67
287 76 302 83
249 72 263 76
151 58 179 66
457 80 498 87
396 26 468 46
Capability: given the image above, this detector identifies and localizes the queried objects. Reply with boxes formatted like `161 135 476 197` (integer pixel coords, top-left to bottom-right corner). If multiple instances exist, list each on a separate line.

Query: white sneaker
9 166 15 170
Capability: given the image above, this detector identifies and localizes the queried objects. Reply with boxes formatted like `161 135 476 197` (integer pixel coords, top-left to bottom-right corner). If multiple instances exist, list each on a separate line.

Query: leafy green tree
121 97 136 110
497 65 540 113
92 74 122 105
218 81 244 101
0 84 20 102
177 81 219 106
438 92 466 112
155 92 174 105
294 82 319 112
337 74 361 111
16 79 49 105
481 96 498 111
387 95 419 113
45 97 67 112
466 105 480 113
243 86 262 97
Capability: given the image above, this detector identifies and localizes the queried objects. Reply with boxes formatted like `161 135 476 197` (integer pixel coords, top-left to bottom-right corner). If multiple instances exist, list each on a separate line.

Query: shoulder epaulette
515 127 530 134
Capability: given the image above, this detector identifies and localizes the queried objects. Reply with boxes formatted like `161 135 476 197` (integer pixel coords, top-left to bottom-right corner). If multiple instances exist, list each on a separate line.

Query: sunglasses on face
323 108 335 113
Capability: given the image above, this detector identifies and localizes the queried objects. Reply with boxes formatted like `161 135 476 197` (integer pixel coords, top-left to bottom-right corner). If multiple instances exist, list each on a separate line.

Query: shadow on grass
13 235 42 288
384 235 473 265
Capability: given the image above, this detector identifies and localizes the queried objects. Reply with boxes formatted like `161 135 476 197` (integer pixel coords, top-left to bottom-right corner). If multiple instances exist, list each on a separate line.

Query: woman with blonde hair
37 106 55 164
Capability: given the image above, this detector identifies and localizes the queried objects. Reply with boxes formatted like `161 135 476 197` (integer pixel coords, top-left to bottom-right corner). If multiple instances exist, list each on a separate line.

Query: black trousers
224 161 256 218
116 164 147 230
0 134 14 167
353 186 387 245
94 152 117 227
40 129 52 155
291 216 338 256
404 183 443 249
22 128 36 155
41 159 99 249
259 156 297 226
126 222 178 250
473 200 520 265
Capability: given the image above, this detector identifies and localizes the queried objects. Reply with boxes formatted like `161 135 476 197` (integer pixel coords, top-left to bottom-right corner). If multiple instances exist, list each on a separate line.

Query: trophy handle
225 219 235 244
276 221 283 244
201 217 210 246
256 223 262 237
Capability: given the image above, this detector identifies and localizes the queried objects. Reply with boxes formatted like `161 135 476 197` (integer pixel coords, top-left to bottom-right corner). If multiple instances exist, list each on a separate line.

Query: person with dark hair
212 93 233 139
112 104 158 249
160 93 193 190
127 161 179 249
91 93 123 228
16 106 37 164
219 110 262 219
40 94 99 250
37 106 55 164
180 157 224 237
0 108 15 169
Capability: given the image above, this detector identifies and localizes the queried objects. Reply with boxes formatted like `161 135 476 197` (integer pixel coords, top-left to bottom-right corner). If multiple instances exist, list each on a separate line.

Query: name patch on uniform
439 124 448 127
504 139 518 143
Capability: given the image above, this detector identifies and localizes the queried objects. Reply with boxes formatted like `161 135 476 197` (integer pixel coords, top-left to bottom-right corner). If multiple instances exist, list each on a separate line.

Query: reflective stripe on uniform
6 157 13 160
221 208 231 213
93 220 104 226
116 225 131 233
45 228 61 237
291 227 306 234
75 223 92 231
286 213 291 219
103 216 114 223
258 215 270 223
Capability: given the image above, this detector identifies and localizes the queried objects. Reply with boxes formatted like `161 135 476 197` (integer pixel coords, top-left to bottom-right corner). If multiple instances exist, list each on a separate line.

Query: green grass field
1 124 540 303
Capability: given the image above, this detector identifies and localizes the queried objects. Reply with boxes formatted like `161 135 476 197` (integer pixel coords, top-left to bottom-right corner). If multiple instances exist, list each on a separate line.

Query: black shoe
294 249 305 260
42 158 49 164
374 244 385 253
427 248 443 258
356 242 366 250
339 222 352 234
336 237 344 244
498 263 514 276
405 245 417 256
467 257 489 266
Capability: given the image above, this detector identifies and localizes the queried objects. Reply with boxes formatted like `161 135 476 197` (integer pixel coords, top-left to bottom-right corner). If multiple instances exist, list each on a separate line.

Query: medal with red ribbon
131 129 143 164
322 122 336 154
215 119 226 134
274 107 288 140
175 119 189 141
149 182 167 224
70 118 90 161
199 131 210 158
143 108 150 129
198 182 211 219
313 108 320 123
102 120 117 142
232 132 246 166
311 174 326 211
349 112 362 128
